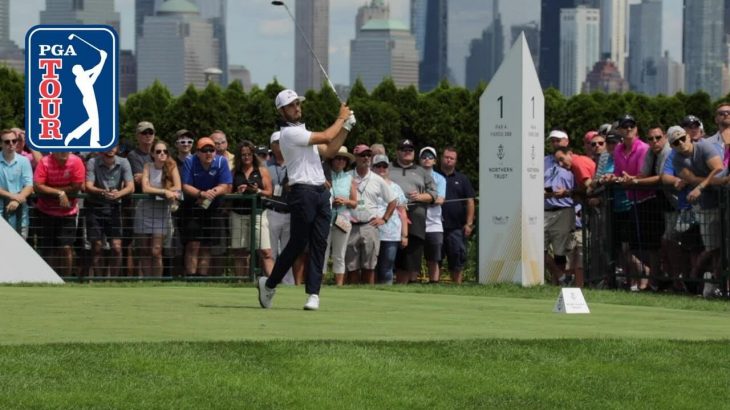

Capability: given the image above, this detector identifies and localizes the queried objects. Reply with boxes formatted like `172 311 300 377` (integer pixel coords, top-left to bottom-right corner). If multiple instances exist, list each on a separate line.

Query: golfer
258 89 355 310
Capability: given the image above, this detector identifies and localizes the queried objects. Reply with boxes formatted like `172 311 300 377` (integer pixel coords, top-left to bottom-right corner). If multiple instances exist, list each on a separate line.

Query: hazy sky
9 0 683 88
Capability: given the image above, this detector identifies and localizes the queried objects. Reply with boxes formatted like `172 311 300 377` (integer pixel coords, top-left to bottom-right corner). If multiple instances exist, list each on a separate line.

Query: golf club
68 33 102 53
271 0 341 102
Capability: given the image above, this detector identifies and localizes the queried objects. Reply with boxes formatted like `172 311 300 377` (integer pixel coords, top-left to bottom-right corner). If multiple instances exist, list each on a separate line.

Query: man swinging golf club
64 34 107 148
257 89 356 310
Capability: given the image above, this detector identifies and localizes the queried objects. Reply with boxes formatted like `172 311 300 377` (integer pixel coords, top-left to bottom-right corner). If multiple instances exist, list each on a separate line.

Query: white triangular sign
0 218 64 284
553 288 589 314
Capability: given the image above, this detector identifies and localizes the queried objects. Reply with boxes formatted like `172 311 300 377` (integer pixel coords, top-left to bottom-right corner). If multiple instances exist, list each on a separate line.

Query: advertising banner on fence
25 25 118 152
479 34 544 286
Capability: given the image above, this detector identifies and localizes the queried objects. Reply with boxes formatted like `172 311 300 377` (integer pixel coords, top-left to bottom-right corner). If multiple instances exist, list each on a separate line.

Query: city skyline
7 0 683 90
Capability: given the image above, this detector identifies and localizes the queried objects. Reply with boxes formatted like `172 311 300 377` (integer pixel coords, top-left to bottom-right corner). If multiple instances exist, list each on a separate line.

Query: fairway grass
1 284 728 408
1 285 729 344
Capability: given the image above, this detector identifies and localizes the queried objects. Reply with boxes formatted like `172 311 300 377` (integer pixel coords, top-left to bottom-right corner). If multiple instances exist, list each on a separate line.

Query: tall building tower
627 0 662 95
559 6 600 96
137 0 219 95
656 51 684 96
447 0 491 86
539 0 598 90
136 0 228 85
40 0 120 33
418 0 448 91
511 21 540 68
356 0 389 33
599 0 627 78
0 0 11 51
410 0 427 61
683 0 726 98
294 0 329 94
464 0 503 89
350 19 419 91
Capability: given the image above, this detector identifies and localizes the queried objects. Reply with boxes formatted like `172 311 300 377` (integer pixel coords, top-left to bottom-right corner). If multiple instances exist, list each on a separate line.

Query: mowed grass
1 284 729 408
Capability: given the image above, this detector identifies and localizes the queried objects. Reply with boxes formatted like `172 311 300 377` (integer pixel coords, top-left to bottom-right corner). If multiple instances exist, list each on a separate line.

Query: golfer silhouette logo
25 25 119 152
65 34 107 148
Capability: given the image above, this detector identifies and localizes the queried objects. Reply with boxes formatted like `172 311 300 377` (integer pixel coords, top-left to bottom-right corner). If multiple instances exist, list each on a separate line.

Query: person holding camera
231 140 273 278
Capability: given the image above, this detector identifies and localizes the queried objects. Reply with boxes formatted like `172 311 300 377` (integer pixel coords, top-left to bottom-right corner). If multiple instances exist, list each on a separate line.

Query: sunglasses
671 136 687 147
200 147 216 154
357 153 372 158
2 139 17 145
646 135 663 142
420 155 435 160
177 139 193 145
140 130 155 136
155 149 168 155
399 148 414 152
590 141 605 147
373 163 388 169
717 110 730 117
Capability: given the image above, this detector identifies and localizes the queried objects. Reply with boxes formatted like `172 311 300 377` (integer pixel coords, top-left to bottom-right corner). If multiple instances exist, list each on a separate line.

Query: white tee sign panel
479 33 544 286
553 288 590 314
0 219 64 284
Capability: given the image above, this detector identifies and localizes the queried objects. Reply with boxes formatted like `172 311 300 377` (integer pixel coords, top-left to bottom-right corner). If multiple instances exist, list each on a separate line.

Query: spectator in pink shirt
33 152 86 276
613 115 651 202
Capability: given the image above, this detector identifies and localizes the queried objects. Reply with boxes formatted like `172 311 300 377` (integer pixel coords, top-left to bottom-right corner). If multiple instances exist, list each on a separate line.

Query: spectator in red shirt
553 147 596 193
33 152 86 276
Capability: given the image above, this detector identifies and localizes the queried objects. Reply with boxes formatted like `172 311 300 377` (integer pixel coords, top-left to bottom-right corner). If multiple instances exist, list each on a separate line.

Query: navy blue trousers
266 184 331 295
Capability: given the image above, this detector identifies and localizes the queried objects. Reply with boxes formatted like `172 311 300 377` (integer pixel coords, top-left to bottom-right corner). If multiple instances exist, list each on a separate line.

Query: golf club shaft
279 2 340 102
73 34 102 53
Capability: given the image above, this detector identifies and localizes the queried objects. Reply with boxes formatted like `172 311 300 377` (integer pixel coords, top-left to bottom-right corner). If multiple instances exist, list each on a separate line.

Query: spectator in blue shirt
0 129 33 239
181 137 232 276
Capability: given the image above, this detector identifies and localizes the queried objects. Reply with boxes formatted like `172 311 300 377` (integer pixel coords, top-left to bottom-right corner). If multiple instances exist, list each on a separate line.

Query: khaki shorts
544 207 574 256
345 223 380 271
230 211 271 250
696 208 720 251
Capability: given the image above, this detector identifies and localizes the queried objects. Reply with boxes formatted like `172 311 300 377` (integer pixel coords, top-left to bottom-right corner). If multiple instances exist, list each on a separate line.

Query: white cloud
258 19 293 37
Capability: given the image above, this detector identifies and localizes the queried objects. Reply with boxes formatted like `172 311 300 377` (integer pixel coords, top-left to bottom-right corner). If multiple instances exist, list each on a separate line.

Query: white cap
419 146 437 158
548 130 569 140
275 89 305 109
270 131 281 144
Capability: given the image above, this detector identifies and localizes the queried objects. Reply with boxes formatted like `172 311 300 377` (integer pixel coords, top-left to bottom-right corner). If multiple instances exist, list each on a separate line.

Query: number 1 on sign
497 96 503 119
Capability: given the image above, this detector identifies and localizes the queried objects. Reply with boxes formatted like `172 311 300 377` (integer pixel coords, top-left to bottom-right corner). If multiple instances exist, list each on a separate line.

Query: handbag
333 213 352 233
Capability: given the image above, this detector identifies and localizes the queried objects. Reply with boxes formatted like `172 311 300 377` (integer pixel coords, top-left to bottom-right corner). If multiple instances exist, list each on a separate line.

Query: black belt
290 184 326 192
352 221 369 225
545 207 571 212
264 204 289 214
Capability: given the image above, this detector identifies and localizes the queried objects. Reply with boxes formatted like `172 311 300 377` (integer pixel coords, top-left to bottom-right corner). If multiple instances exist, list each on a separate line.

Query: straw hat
333 146 355 164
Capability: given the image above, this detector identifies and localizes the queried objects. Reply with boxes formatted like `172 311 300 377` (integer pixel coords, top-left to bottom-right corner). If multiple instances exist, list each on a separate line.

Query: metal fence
3 193 263 282
582 185 728 296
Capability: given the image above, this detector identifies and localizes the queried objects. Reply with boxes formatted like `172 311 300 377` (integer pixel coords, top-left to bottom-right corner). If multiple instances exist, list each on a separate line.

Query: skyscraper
410 0 427 61
137 0 219 95
683 0 726 98
599 0 627 78
136 0 228 85
417 0 448 91
627 0 662 95
447 0 491 86
295 0 329 94
559 6 600 96
582 58 629 93
356 0 389 33
656 51 684 96
464 0 503 89
511 21 540 69
539 0 599 90
0 0 11 51
40 0 120 33
350 19 418 91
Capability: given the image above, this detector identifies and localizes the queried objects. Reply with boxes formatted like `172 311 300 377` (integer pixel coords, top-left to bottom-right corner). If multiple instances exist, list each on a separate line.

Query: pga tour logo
25 25 118 152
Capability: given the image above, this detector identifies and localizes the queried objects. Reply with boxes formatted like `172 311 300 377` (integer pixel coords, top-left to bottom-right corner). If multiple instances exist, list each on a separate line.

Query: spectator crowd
0 124 476 285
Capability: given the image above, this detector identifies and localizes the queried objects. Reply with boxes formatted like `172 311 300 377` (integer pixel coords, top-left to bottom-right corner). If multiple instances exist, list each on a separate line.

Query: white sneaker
303 294 319 311
257 276 275 308
702 272 717 299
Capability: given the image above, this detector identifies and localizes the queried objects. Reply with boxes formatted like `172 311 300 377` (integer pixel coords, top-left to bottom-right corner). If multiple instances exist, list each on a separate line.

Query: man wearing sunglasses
128 121 156 192
0 129 33 239
389 138 438 284
181 137 233 277
668 125 725 298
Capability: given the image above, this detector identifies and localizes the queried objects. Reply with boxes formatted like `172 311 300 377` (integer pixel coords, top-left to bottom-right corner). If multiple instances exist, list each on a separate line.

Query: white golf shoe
303 294 319 311
257 276 275 309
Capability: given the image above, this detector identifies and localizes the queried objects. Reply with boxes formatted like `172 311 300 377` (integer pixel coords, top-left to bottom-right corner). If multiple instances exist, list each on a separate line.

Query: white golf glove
343 111 357 132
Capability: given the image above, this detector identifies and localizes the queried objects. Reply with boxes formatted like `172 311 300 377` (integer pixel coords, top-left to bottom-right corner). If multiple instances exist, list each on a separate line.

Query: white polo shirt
279 123 325 186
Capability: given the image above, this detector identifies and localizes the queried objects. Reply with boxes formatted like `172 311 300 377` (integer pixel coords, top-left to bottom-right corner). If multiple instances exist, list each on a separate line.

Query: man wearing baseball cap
390 138 438 284
128 121 156 192
257 89 356 311
419 146 446 283
180 136 233 277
